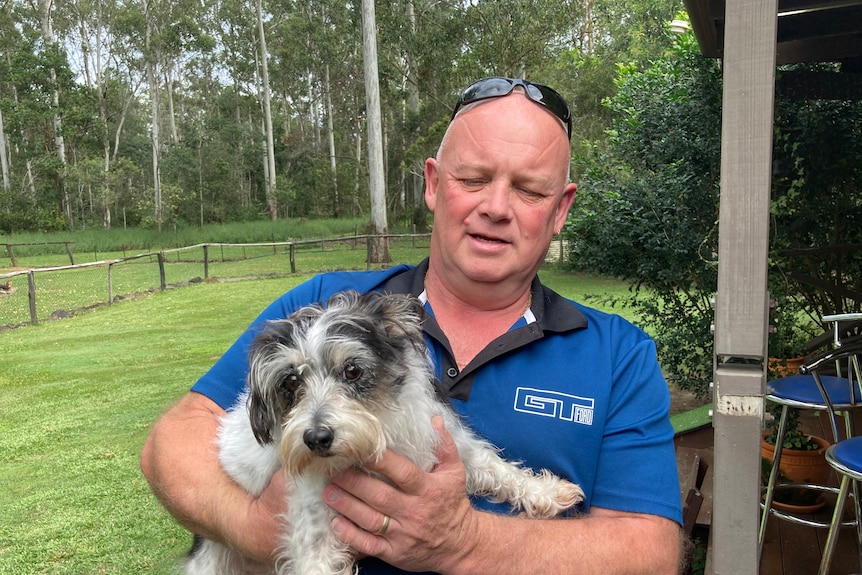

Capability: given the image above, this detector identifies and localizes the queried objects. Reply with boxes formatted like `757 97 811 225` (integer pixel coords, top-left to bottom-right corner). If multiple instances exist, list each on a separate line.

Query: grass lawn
0 266 636 574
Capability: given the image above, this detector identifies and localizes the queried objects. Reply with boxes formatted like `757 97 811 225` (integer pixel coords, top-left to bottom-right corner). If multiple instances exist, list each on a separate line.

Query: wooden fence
0 234 431 329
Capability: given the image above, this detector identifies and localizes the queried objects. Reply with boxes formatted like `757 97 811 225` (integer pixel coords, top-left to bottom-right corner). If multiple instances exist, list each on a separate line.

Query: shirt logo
514 387 595 426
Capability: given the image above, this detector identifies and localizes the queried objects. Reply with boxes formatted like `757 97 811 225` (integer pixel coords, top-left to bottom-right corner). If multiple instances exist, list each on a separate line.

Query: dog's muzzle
303 426 335 455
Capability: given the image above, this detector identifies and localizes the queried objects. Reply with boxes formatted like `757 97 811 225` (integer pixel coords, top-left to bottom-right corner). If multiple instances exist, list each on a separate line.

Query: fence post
65 242 75 265
27 270 37 325
6 244 17 267
289 243 296 274
108 263 114 305
158 252 166 290
203 245 209 279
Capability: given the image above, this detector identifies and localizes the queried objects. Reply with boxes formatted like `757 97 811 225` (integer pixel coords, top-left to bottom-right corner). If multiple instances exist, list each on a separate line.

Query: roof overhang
683 0 862 69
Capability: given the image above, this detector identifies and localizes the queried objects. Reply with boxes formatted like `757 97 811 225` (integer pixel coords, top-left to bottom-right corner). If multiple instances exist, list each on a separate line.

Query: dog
186 291 583 575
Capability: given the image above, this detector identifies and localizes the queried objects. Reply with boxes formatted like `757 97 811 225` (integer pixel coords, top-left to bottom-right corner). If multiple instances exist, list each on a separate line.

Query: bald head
437 91 572 183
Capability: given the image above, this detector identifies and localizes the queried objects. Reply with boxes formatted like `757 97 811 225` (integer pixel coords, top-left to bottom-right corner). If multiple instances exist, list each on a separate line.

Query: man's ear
424 157 439 212
554 183 578 233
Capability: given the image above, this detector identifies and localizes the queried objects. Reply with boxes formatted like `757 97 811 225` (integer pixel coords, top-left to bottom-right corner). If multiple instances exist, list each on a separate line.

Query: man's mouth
471 233 507 244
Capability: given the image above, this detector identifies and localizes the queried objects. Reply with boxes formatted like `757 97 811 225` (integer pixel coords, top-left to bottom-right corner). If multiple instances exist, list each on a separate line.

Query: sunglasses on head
451 77 572 140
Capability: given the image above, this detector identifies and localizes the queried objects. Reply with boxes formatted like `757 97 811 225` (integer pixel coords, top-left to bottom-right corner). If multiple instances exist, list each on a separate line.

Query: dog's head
245 291 430 473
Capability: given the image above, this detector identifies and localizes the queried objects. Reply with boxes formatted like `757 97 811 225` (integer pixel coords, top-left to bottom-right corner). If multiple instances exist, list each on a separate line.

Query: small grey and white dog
186 291 583 575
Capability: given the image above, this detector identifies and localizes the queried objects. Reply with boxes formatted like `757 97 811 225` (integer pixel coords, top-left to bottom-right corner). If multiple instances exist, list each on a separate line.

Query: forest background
0 0 682 234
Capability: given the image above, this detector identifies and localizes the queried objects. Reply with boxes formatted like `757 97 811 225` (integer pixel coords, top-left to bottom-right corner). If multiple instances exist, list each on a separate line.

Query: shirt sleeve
590 333 683 525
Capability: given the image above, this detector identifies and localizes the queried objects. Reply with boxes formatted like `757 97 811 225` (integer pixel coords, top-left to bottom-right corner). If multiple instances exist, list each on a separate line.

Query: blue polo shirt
191 259 682 574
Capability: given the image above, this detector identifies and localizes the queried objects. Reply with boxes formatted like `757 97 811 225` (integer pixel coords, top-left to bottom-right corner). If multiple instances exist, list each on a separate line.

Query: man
141 77 683 574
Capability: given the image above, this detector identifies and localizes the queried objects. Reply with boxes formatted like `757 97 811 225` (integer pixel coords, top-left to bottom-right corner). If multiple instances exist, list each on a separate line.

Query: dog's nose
302 426 334 454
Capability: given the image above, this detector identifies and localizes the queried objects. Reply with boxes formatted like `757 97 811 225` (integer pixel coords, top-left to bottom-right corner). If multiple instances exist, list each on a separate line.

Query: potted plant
761 401 831 511
767 297 816 377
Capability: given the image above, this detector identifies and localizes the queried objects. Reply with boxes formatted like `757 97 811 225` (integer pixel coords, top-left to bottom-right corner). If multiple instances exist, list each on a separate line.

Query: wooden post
289 243 296 274
6 244 16 267
711 0 777 572
27 270 37 325
203 245 209 279
157 252 166 291
65 242 74 265
107 263 113 305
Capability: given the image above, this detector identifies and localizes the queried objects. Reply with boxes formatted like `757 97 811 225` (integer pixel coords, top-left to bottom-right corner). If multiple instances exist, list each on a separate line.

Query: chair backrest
800 342 862 441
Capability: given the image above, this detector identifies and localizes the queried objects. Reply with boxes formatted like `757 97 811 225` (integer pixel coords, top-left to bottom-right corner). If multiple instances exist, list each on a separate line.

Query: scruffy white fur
186 291 583 575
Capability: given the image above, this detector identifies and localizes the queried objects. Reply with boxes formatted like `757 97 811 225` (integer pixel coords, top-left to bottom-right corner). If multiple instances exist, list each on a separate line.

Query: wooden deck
674 409 862 574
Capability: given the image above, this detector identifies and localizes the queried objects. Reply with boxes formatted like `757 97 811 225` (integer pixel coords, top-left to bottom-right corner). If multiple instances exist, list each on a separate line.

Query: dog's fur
186 291 583 575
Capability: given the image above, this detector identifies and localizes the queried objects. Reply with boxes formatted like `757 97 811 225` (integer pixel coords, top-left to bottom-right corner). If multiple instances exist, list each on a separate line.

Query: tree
255 0 277 219
568 28 862 397
567 30 723 397
361 0 389 263
0 0 688 234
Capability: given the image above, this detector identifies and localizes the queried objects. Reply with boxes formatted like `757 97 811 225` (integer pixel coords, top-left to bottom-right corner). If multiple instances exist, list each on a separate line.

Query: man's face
424 93 577 289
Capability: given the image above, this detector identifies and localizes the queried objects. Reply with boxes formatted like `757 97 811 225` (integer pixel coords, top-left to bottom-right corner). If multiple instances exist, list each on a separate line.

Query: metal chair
759 336 862 558
819 435 862 574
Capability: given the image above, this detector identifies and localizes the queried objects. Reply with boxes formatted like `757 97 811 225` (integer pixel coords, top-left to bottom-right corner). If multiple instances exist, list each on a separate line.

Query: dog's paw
517 470 584 518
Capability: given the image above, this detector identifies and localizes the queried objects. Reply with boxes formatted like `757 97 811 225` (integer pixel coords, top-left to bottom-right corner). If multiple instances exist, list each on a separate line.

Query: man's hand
324 416 477 573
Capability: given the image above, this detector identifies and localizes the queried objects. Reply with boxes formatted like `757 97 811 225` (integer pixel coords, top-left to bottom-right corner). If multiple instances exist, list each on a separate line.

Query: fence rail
0 235 431 330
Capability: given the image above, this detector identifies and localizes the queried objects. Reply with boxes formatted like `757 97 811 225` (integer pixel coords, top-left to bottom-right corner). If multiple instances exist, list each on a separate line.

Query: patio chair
818 435 862 574
759 320 862 560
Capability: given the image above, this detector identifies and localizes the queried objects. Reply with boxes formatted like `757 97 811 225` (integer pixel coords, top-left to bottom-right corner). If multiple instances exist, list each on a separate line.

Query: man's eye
343 363 363 381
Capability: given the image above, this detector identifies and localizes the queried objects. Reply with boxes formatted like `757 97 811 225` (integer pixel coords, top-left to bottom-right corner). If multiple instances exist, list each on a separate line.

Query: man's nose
479 181 513 220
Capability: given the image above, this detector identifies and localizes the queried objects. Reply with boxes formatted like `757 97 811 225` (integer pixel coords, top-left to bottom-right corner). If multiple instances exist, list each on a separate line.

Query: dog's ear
367 293 425 343
245 319 306 445
247 385 275 445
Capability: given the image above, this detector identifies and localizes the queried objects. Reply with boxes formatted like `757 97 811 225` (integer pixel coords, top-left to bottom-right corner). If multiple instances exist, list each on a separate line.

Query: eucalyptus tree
36 0 72 227
254 0 277 219
0 1 17 194
0 3 81 231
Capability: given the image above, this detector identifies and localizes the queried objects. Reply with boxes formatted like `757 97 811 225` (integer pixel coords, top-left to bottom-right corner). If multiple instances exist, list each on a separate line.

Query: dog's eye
343 363 363 381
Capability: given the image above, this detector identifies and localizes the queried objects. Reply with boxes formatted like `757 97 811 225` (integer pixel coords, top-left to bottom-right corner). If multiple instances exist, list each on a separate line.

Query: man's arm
140 392 287 563
325 417 682 575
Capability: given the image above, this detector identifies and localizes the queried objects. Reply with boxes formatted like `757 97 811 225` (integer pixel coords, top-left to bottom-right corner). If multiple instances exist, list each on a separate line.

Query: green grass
0 276 313 575
0 266 637 574
670 403 713 434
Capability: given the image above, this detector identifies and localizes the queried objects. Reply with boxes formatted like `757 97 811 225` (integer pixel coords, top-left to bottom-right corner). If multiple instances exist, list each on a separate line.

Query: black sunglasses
451 77 572 140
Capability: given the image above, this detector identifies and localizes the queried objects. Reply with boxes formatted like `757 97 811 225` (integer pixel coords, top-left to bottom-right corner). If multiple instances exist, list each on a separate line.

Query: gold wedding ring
373 514 390 536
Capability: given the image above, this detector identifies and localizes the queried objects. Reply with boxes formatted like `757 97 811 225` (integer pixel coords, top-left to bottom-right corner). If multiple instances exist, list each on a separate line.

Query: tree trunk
325 64 339 217
0 107 9 192
256 0 277 220
361 0 389 263
406 0 426 232
39 0 71 229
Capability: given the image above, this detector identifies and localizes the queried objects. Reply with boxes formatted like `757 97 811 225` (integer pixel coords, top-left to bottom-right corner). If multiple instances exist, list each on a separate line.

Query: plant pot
761 434 831 485
768 356 806 378
769 486 827 513
761 434 831 513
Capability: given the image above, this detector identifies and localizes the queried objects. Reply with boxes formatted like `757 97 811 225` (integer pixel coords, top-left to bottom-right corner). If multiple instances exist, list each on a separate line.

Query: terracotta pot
761 434 831 513
769 487 826 513
761 434 831 485
768 356 806 377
